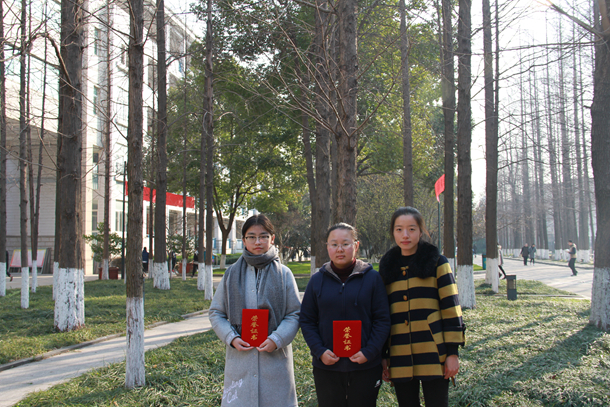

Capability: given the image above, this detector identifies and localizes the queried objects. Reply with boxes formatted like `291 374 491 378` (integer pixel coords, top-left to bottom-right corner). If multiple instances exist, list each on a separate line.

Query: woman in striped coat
379 207 465 407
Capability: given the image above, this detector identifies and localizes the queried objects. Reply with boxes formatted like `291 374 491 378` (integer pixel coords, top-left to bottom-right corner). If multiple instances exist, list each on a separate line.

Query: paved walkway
473 255 594 299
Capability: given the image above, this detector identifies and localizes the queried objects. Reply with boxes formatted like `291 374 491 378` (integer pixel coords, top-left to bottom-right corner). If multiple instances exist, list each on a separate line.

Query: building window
92 201 98 232
93 28 100 56
93 87 99 115
92 152 99 190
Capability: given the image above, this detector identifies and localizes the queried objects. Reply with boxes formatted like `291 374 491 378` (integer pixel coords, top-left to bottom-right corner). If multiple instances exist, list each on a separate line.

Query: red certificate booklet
241 309 269 347
333 320 362 357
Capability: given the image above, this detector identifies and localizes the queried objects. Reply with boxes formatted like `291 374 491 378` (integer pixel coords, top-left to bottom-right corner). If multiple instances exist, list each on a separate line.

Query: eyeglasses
327 243 356 250
244 235 271 243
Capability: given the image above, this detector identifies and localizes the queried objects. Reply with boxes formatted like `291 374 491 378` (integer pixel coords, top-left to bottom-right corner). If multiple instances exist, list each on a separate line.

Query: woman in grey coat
209 214 301 407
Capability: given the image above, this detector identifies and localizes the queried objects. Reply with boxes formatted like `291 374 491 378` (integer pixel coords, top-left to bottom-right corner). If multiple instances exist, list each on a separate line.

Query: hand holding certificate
333 320 362 358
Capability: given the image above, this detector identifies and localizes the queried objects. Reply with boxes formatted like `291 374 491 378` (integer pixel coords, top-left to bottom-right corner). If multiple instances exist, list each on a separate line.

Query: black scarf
378 241 441 285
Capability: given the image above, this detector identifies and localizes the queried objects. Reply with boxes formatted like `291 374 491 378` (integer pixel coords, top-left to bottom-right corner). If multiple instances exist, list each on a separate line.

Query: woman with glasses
300 223 390 407
209 214 301 407
379 207 465 407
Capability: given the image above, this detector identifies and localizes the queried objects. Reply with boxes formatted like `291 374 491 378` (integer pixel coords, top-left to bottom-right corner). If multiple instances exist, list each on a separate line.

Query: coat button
403 295 407 301
402 270 406 276
405 320 409 326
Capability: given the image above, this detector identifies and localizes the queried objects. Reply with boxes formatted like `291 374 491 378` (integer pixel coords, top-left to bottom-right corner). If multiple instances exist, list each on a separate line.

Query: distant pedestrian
192 250 199 278
498 244 506 279
529 244 537 265
171 251 177 271
142 247 149 274
567 240 577 276
5 250 12 282
520 243 529 266
473 243 477 258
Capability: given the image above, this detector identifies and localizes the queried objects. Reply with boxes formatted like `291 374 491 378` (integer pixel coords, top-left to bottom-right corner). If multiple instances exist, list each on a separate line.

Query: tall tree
399 0 413 206
54 0 85 331
203 0 214 300
0 0 7 297
483 0 499 293
102 0 113 280
441 0 455 267
125 0 145 388
334 0 358 225
19 0 29 308
455 0 475 309
154 0 170 290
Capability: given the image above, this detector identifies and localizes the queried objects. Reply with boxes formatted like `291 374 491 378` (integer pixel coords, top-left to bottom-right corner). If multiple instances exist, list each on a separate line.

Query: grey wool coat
209 263 301 407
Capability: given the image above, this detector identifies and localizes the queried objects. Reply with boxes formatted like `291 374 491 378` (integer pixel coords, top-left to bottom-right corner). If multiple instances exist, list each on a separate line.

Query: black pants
394 377 449 407
569 258 577 275
191 263 198 277
530 256 535 264
313 365 383 407
523 256 528 265
498 265 506 278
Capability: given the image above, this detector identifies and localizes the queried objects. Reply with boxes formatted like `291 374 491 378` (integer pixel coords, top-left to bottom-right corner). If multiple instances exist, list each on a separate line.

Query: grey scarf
224 246 287 337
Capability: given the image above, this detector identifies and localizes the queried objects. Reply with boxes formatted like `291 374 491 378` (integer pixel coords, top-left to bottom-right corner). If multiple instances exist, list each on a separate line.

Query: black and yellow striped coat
379 242 465 383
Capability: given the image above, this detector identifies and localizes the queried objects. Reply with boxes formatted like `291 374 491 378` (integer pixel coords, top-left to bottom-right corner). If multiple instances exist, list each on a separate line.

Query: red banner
435 174 445 202
126 183 195 209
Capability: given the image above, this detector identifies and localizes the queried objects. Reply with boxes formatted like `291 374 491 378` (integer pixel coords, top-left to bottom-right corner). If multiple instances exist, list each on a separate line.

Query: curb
0 309 210 373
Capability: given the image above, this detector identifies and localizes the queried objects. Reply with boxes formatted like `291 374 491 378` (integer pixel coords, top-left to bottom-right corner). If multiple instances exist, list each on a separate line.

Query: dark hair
389 207 430 239
242 214 275 237
326 223 358 241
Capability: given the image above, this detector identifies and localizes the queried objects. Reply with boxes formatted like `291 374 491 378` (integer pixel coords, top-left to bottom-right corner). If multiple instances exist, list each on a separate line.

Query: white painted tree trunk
590 266 610 331
53 261 58 300
0 263 6 297
21 266 29 308
577 249 590 263
125 296 145 388
513 249 520 257
102 258 109 280
31 258 37 293
182 259 187 281
446 258 456 276
154 262 170 290
310 255 316 276
220 254 226 269
553 250 561 260
487 257 499 293
197 261 205 290
456 265 476 309
54 267 85 331
204 264 213 300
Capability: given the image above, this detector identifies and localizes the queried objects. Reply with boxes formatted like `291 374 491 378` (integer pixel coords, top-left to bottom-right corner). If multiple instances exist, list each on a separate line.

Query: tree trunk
532 69 549 258
154 0 169 290
54 0 85 332
441 0 455 265
579 48 594 254
125 0 145 388
400 0 413 206
313 0 331 268
334 0 358 225
589 0 610 332
519 64 533 246
19 0 29 309
102 0 112 281
0 0 6 297
198 128 205 290
456 0 475 309
483 0 498 292
181 52 189 281
204 0 214 300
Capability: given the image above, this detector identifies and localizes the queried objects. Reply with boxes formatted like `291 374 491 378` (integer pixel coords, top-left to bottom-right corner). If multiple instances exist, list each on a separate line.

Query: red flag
435 174 445 202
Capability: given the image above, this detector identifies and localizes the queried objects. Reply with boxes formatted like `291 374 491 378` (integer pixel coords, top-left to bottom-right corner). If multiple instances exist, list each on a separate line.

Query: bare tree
154 0 170 290
54 0 85 332
399 0 413 206
0 0 7 297
102 0 113 280
455 0 475 309
203 0 214 300
125 0 145 388
19 0 30 308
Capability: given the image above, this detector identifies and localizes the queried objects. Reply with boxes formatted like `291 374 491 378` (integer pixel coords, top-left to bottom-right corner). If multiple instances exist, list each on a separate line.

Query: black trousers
394 377 449 407
569 258 577 275
523 256 528 265
313 365 383 407
498 265 506 278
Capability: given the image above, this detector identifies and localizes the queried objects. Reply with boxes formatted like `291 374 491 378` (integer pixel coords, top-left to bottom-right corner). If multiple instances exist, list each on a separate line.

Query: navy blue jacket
300 260 391 372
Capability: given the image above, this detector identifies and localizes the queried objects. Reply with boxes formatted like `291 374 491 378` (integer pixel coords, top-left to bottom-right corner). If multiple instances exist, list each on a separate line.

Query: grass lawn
15 279 610 406
0 279 211 365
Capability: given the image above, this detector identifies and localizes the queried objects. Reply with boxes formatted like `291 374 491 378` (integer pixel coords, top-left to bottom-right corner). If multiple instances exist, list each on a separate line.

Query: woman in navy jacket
300 223 391 407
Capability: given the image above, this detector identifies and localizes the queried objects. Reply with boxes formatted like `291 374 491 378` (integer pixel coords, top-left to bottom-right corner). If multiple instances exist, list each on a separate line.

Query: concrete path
473 255 594 300
0 276 223 407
